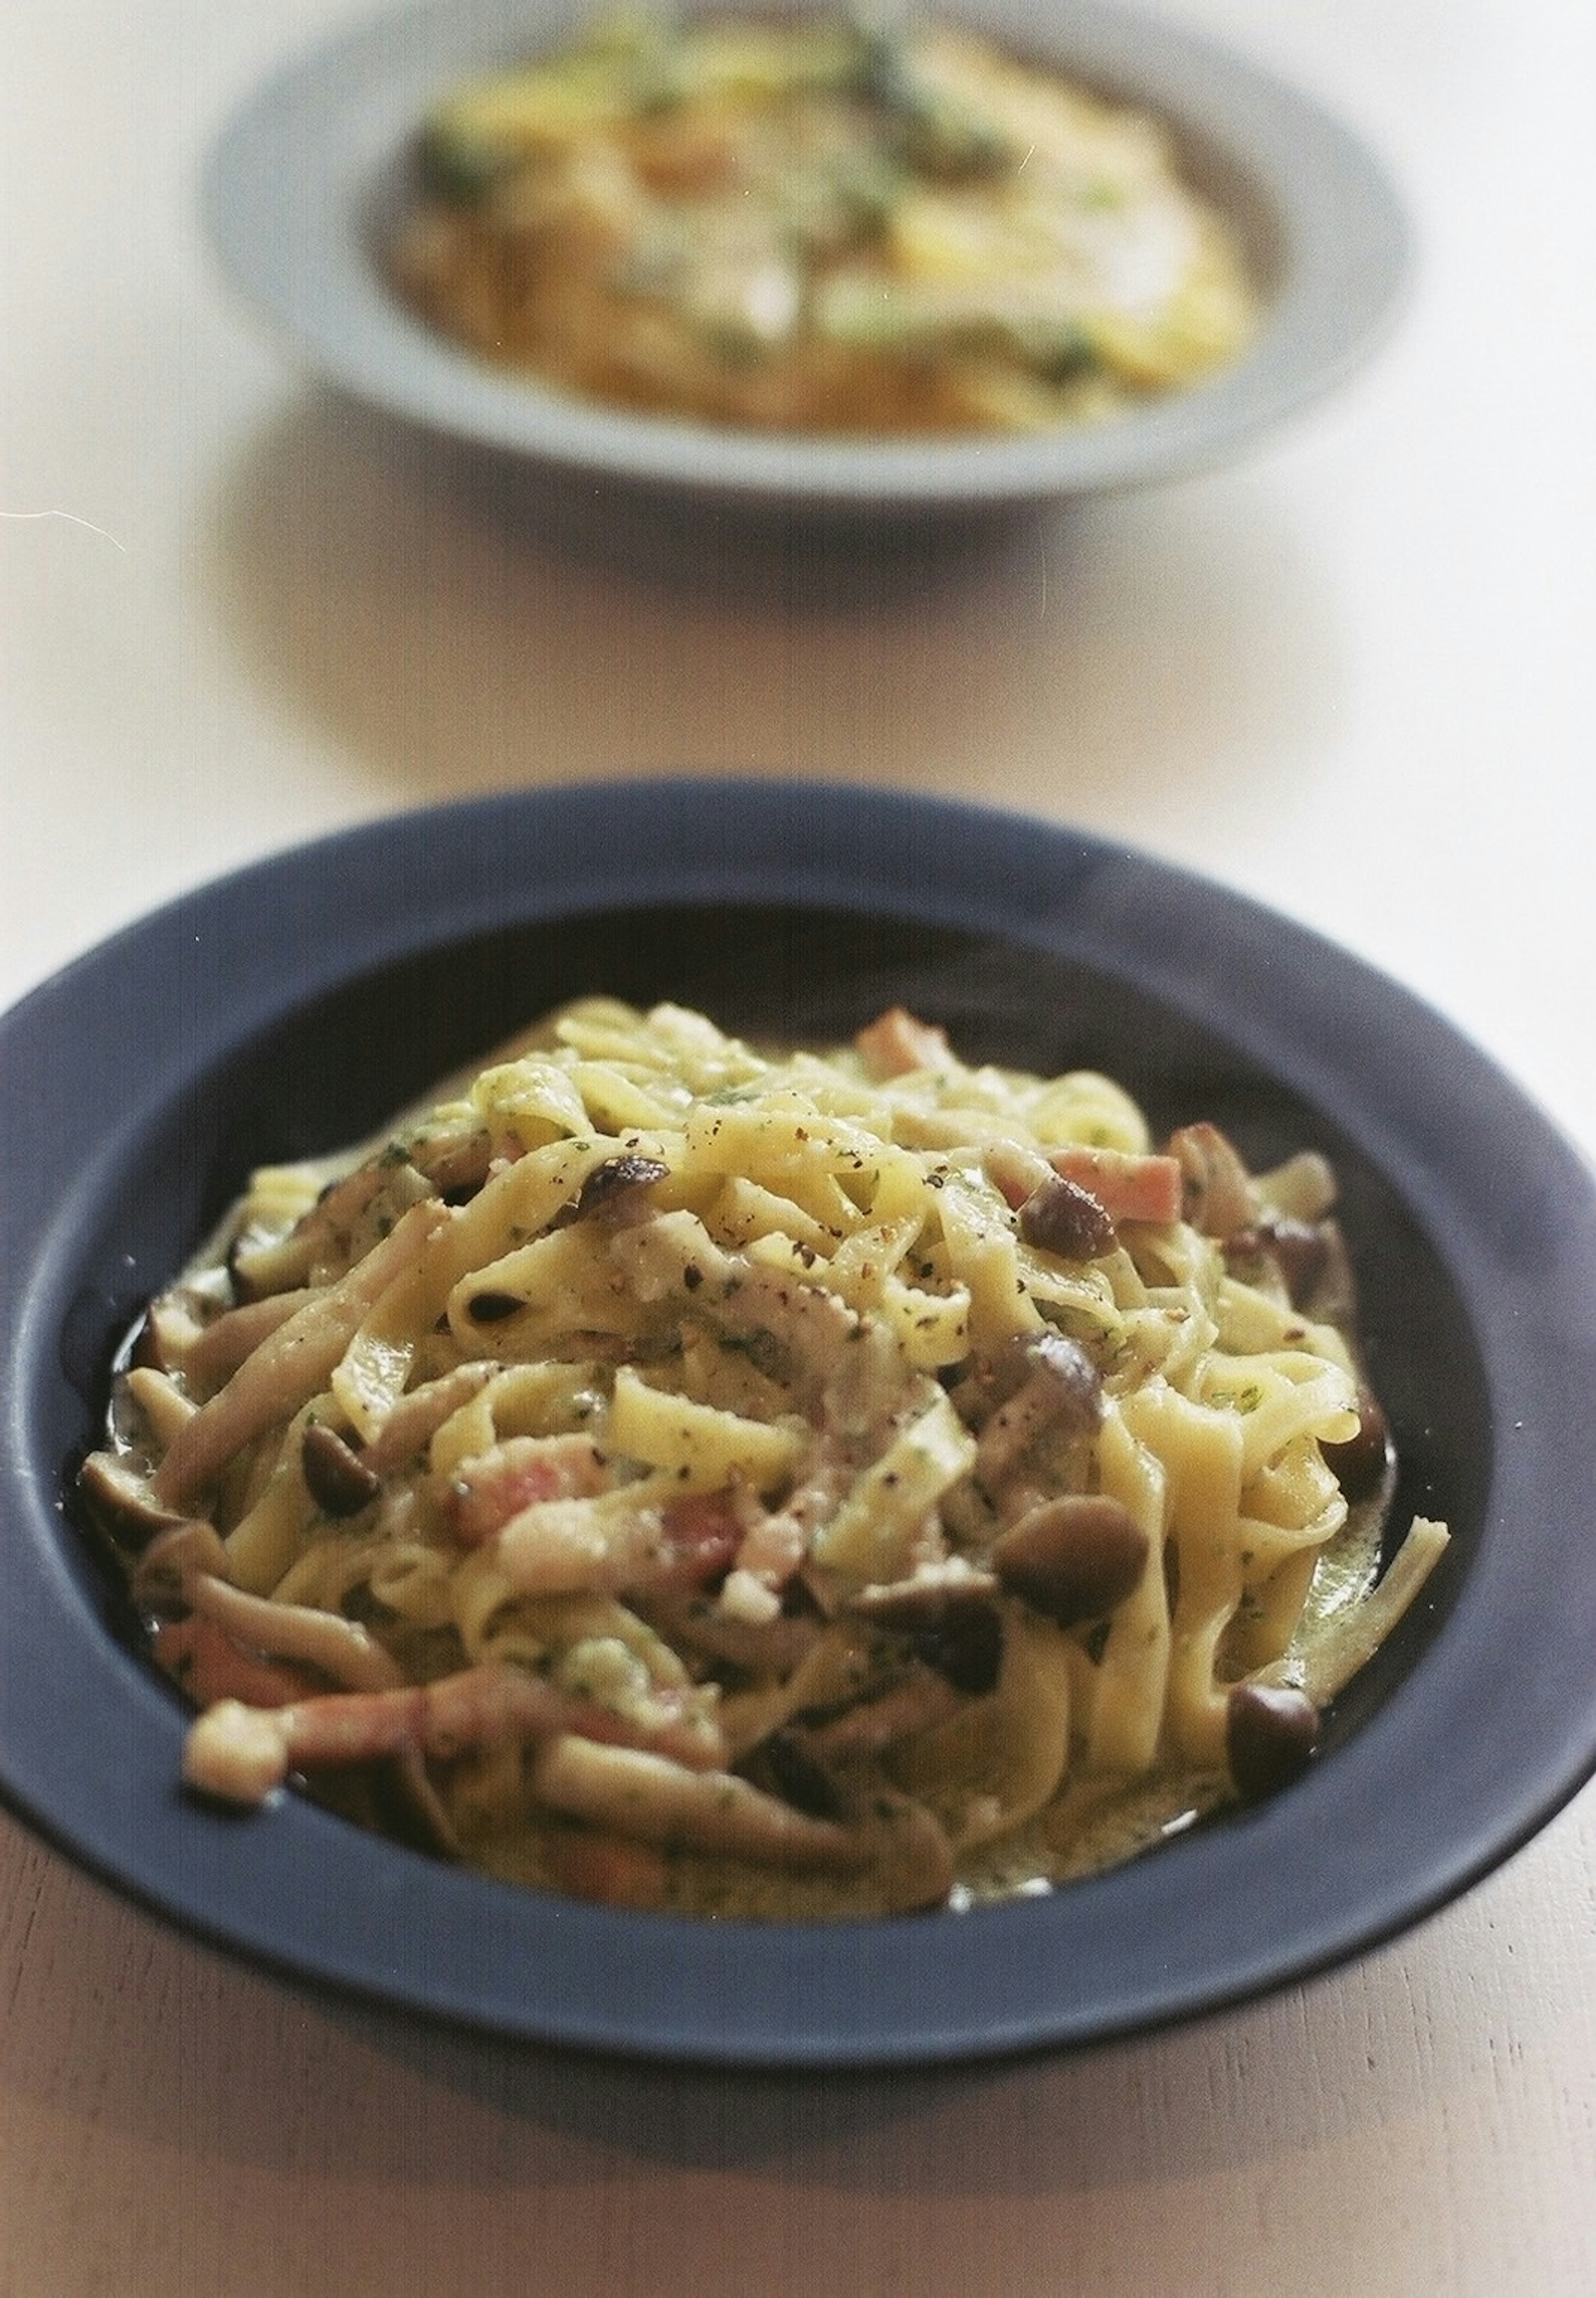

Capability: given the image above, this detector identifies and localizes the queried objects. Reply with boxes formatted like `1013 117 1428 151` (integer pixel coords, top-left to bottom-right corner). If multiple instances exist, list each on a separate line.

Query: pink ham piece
854 1007 953 1079
1046 1145 1183 1227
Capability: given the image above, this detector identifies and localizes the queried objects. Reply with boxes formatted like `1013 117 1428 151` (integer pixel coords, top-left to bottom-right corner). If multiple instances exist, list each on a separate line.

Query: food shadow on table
203 392 1345 812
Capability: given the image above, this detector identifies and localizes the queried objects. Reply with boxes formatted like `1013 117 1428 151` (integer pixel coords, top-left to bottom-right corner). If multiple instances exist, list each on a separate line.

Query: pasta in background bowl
389 8 1261 438
2 781 1593 2064
201 0 1411 515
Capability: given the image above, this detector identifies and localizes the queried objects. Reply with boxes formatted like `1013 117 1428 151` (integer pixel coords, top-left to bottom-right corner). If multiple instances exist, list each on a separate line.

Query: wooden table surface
3 2 1593 2290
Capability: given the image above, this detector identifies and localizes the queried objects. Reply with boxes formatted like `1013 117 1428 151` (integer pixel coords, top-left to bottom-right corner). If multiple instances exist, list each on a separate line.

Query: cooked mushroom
151 1199 451 1510
186 1572 406 1695
404 1118 494 1202
844 1564 1005 1694
1017 1172 1117 1262
128 1516 233 1612
121 1366 196 1450
180 1287 328 1392
530 1735 868 1872
79 1451 190 1554
1168 1120 1256 1239
992 1494 1150 1626
552 1153 672 1228
1224 1217 1332 1306
973 1331 1102 1489
1225 1681 1320 1800
180 1658 727 1808
300 1422 382 1518
796 1662 966 1757
635 1587 824 1679
361 1362 499 1476
1320 1385 1392 1504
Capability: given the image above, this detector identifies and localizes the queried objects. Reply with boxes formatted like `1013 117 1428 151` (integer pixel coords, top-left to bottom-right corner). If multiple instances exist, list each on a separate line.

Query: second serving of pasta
87 998 1445 1919
392 7 1259 436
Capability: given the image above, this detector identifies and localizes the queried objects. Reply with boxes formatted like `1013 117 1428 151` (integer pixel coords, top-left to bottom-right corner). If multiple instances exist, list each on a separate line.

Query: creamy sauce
391 10 1258 436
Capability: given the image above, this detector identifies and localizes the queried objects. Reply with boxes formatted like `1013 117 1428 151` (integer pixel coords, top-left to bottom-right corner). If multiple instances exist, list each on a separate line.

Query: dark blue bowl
3 780 1593 2066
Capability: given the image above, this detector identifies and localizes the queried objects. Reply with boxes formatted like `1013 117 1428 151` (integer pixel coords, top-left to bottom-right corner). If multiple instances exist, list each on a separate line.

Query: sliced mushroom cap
1022 1330 1103 1422
992 1494 1150 1626
973 1332 1103 1488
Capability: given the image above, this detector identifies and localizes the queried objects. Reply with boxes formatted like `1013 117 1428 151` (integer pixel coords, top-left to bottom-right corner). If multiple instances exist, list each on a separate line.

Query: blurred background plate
2 780 1594 2067
202 0 1412 518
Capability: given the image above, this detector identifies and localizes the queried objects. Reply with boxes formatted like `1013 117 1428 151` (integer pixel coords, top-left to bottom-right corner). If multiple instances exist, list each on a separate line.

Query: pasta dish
390 8 1259 436
84 998 1446 1918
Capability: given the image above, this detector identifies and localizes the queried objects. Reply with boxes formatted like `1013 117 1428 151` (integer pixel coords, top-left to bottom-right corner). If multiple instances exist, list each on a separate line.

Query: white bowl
203 0 1412 517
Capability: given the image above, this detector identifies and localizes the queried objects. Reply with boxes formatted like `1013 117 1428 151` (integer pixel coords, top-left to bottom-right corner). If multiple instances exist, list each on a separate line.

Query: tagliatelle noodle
84 996 1448 1919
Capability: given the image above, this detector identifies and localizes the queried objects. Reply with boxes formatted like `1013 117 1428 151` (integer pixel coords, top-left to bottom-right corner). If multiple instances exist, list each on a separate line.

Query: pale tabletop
3 2 1594 2292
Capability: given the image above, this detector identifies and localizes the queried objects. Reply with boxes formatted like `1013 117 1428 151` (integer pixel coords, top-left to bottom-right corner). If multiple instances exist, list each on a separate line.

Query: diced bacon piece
1047 1145 1183 1227
855 1006 953 1080
447 1434 610 1547
653 1490 743 1591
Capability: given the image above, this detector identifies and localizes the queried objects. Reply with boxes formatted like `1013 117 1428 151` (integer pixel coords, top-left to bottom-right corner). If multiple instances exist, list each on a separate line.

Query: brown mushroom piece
185 1572 406 1695
1320 1384 1392 1504
992 1494 1150 1627
301 1422 383 1517
128 1517 234 1614
1169 1120 1256 1239
634 1587 824 1680
973 1330 1103 1489
1226 1681 1320 1800
177 1287 328 1394
151 1198 450 1511
361 1362 500 1477
1224 1212 1342 1313
79 1451 192 1556
845 1568 1005 1695
759 1724 848 1820
552 1152 672 1228
1017 1170 1117 1261
796 1662 967 1758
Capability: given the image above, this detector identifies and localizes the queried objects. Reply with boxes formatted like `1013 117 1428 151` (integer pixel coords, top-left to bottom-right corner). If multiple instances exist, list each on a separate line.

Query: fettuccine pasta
390 8 1258 437
85 998 1446 1918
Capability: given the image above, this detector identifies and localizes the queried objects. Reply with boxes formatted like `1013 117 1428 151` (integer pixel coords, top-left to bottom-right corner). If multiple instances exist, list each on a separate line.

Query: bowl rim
200 0 1413 511
5 779 1596 2068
